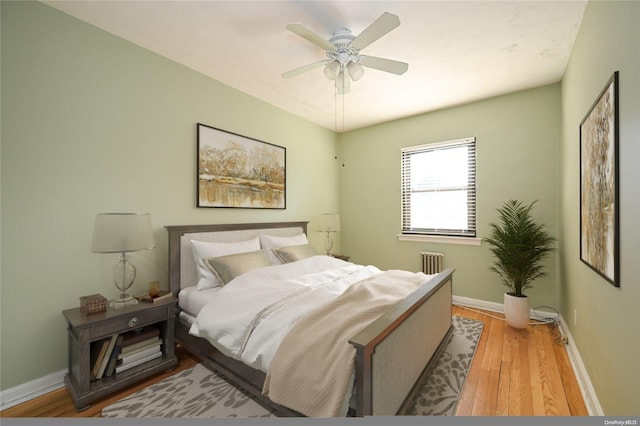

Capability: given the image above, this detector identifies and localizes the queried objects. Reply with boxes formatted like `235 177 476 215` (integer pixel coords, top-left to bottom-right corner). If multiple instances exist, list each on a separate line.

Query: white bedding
178 285 220 318
189 255 383 373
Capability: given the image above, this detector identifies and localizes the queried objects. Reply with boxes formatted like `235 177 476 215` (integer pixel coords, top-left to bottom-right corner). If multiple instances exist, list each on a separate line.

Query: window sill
397 234 482 246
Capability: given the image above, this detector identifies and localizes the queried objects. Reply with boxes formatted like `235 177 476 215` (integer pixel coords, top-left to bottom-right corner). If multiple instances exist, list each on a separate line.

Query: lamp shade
318 213 341 232
347 61 364 81
91 213 155 253
323 60 341 80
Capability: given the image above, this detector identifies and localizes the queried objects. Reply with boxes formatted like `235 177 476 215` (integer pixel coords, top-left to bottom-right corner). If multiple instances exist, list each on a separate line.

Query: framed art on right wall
579 71 619 287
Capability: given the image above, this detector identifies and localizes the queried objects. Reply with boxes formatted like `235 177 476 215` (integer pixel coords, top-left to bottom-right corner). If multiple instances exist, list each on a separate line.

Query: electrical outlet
558 326 569 344
573 309 578 327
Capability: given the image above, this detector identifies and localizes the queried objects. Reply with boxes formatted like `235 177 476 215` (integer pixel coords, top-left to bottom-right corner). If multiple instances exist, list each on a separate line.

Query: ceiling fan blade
281 60 329 79
351 12 400 51
286 23 334 51
359 55 408 75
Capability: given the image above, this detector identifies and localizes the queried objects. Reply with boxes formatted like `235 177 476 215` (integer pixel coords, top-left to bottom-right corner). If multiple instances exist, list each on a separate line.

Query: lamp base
324 231 334 256
110 295 138 309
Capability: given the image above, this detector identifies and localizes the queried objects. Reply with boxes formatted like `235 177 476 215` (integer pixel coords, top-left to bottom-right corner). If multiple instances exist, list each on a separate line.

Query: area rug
405 315 484 416
102 315 483 418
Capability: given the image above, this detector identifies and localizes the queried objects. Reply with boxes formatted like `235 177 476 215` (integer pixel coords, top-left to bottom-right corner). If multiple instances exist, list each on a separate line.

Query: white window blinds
401 137 476 237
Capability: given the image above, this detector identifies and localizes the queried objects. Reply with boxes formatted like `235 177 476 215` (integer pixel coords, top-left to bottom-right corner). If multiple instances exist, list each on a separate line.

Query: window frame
400 137 477 239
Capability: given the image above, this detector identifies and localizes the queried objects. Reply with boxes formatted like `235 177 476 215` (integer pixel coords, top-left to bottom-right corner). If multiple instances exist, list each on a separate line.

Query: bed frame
166 221 454 417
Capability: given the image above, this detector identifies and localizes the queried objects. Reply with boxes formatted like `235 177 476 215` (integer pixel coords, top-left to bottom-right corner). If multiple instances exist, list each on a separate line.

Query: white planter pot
504 293 530 329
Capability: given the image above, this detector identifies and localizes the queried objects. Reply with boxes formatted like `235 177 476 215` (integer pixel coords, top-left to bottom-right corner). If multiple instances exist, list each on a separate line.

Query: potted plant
484 199 556 329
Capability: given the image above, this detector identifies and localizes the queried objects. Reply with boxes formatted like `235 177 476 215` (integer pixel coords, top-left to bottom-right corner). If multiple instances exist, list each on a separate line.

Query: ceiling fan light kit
347 61 364 81
283 12 408 94
323 60 341 80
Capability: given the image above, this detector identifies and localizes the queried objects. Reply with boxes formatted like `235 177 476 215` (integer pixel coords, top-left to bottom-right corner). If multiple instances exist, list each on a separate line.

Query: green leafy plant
484 200 556 297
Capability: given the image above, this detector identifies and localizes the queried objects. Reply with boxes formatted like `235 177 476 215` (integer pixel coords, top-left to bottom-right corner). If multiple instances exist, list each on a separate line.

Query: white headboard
166 222 309 293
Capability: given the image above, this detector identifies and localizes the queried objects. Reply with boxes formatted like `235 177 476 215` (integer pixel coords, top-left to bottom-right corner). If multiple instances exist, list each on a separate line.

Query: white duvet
189 255 383 373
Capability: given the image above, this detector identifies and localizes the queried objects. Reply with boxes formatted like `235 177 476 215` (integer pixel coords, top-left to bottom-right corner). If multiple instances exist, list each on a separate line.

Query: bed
166 221 454 417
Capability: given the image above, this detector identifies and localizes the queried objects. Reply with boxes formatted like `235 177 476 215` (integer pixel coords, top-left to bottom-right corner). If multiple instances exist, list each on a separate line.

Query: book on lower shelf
90 334 120 381
96 334 119 379
103 335 124 378
89 339 110 381
118 343 162 365
119 336 161 357
115 350 162 374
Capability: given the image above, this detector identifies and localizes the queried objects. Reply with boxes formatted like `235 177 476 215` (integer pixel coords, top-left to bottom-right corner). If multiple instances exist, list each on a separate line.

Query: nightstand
62 297 178 411
330 254 350 261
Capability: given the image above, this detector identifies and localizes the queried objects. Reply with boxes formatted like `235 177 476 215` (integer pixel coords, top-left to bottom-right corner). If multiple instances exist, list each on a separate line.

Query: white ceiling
42 1 587 132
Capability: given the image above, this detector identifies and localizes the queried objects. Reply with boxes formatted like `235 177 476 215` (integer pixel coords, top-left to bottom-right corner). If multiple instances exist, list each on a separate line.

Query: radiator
420 251 444 274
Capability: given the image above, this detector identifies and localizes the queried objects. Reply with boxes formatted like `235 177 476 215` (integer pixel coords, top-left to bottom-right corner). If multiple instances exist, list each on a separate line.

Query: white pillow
259 233 309 265
191 237 260 290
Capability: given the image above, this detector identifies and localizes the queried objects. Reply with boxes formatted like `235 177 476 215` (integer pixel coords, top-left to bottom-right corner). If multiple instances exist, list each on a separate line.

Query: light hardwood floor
1 305 588 417
452 305 587 416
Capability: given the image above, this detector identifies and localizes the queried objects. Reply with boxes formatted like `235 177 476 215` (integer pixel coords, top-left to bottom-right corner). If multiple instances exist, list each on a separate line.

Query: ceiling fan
282 12 408 95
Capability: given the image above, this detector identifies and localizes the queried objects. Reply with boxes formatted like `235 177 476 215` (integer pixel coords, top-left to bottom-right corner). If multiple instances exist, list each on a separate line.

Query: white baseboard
453 294 505 314
452 294 603 416
0 369 66 411
557 316 604 416
453 294 560 319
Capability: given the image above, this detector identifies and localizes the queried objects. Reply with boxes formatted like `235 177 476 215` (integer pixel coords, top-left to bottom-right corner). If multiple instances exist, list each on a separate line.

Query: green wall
559 1 640 415
339 84 562 309
1 1 339 390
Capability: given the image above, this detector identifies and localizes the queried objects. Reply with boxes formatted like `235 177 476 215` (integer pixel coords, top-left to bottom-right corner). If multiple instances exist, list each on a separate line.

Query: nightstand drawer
90 306 169 340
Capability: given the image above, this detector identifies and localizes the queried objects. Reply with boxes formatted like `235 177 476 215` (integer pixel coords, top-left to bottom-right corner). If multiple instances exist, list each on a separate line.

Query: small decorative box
80 294 107 315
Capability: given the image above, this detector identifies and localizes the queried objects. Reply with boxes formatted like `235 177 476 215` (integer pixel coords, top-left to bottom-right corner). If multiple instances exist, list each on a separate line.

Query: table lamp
318 213 341 255
91 213 155 308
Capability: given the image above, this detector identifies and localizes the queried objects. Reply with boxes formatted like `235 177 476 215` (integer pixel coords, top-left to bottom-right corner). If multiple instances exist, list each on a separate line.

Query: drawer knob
127 317 139 328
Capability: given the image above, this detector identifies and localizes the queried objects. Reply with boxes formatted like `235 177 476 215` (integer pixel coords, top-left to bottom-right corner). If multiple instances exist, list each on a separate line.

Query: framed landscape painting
579 71 619 287
197 123 286 209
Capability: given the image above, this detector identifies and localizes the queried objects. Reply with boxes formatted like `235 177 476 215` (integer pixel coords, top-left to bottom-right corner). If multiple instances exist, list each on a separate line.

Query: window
401 137 476 238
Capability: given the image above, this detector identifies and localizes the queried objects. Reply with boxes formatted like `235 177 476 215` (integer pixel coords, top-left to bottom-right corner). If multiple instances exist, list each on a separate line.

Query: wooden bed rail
349 268 454 416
